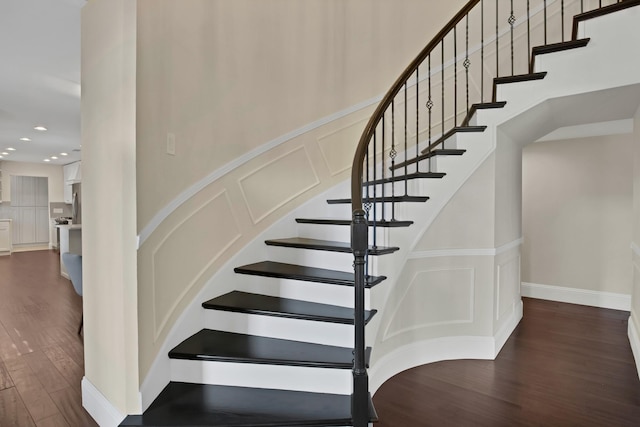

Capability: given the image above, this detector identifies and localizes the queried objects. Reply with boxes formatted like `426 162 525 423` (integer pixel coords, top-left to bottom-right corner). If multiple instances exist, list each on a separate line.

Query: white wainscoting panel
238 146 320 224
383 268 474 340
152 190 242 339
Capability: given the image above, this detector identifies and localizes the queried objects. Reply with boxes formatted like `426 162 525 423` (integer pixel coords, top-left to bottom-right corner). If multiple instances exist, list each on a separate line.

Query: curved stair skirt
369 298 524 394
137 3 640 414
630 317 640 380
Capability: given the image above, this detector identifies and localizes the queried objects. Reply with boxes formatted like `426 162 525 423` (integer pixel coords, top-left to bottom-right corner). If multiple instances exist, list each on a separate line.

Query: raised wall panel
152 190 241 339
383 268 475 340
496 255 521 321
317 119 366 176
239 146 319 224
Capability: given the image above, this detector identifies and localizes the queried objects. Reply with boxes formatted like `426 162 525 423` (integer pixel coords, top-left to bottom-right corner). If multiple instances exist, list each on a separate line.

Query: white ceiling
0 0 85 165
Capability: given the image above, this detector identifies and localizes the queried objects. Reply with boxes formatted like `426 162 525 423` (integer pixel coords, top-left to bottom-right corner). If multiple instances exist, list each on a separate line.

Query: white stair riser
234 273 372 309
203 309 356 347
170 359 352 395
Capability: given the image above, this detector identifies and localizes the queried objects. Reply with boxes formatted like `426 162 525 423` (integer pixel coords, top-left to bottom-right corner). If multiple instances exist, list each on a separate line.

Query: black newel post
351 209 369 427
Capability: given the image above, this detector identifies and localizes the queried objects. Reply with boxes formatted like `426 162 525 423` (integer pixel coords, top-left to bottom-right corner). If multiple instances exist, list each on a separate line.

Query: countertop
56 224 82 230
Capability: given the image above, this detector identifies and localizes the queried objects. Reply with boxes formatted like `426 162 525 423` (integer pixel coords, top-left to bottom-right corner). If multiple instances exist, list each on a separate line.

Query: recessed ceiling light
20 137 31 142
51 156 58 160
7 148 16 151
60 152 68 156
0 156 3 159
44 159 50 162
34 126 47 131
1 152 9 156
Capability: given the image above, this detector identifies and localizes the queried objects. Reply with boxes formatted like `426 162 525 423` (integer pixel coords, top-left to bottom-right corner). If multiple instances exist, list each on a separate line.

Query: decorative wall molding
238 146 320 224
81 377 128 427
629 317 640 379
151 190 242 340
521 282 632 311
496 255 521 321
408 237 523 259
382 268 475 341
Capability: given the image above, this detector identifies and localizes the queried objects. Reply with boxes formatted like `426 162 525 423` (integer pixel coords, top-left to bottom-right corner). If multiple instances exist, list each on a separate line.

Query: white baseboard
629 317 640 380
495 299 524 354
521 282 631 311
82 377 126 427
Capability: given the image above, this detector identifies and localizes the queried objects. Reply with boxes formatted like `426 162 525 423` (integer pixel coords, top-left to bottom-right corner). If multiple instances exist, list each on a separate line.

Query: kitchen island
58 224 81 278
0 219 12 256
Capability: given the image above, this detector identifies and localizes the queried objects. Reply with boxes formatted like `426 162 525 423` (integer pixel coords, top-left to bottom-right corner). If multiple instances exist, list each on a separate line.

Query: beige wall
82 0 140 416
522 133 634 295
0 160 64 203
134 0 468 383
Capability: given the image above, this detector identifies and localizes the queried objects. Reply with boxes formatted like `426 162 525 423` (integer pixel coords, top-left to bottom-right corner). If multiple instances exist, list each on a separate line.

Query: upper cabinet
63 161 81 203
64 161 81 184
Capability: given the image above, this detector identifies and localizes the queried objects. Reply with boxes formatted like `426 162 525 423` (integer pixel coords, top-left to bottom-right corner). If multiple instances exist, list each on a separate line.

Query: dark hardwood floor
0 250 97 427
373 298 640 426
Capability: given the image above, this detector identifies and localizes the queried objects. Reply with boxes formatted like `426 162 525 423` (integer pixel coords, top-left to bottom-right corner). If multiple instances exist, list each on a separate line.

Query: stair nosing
234 261 386 288
264 237 399 255
168 329 372 369
202 291 378 325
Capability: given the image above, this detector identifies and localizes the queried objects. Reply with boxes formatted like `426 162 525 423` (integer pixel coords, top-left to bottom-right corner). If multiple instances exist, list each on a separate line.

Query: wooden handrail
350 0 481 213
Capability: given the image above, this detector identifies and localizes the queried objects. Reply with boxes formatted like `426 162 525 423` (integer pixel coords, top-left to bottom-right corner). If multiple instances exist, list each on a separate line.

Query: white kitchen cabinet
36 207 49 243
0 219 11 255
63 162 80 204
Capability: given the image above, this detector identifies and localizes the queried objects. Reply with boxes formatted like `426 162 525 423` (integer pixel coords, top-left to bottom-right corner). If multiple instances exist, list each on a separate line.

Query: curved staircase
121 1 640 425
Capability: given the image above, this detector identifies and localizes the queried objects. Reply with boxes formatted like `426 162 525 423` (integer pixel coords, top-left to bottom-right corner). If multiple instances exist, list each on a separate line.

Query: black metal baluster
496 0 499 77
527 0 531 71
561 0 565 42
581 0 584 13
509 0 515 76
454 25 458 126
416 68 420 173
427 55 433 171
544 0 548 45
465 14 470 117
381 116 386 221
372 130 377 247
441 40 445 146
404 82 408 197
481 0 485 102
390 100 396 221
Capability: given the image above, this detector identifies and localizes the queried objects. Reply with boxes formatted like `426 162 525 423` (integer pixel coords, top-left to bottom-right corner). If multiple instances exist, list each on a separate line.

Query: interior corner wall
522 133 634 296
81 0 140 417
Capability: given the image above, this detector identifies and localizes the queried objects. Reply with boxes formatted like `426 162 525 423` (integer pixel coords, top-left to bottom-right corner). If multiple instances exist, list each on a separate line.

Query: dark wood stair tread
460 102 507 126
234 261 386 288
203 291 378 325
363 171 445 186
530 38 590 72
493 72 547 101
169 329 370 369
296 218 413 227
120 382 377 426
392 149 466 171
327 195 429 204
418 126 486 155
265 237 399 255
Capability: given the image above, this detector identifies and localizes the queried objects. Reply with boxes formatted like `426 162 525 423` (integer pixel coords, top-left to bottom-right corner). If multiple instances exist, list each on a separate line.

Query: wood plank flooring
373 298 640 426
0 250 97 427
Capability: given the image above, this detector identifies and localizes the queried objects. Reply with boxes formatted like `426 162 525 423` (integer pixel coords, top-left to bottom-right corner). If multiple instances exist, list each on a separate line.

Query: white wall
522 134 633 297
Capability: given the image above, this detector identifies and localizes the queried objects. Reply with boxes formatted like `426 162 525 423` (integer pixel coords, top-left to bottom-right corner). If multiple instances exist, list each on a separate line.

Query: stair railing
349 0 629 425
